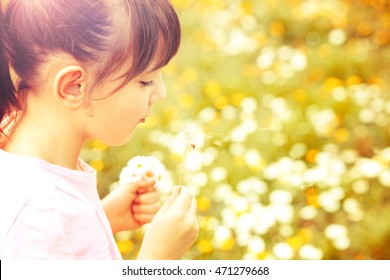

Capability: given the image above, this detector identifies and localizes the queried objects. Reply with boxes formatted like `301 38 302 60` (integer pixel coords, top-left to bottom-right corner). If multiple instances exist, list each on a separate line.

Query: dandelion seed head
179 123 205 150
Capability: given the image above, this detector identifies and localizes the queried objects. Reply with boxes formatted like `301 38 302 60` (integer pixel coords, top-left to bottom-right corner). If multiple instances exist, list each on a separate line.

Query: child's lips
140 115 150 123
140 113 152 123
139 116 150 123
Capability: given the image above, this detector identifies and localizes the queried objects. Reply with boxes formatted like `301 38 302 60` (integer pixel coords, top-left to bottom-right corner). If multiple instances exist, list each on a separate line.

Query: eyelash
140 80 154 87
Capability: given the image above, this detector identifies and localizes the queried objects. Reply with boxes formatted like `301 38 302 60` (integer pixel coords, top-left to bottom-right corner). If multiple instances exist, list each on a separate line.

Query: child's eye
140 80 155 87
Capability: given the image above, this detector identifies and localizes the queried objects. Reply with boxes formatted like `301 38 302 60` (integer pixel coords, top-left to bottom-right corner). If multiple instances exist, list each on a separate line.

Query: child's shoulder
0 172 108 260
0 157 96 226
0 163 100 251
0 150 95 202
0 164 95 213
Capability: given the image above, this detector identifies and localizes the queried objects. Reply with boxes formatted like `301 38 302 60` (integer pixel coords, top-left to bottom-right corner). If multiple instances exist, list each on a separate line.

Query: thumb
159 186 181 213
121 179 154 194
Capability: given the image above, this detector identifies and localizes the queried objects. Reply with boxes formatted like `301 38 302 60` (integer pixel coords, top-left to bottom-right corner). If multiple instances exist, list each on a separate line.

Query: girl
0 0 198 259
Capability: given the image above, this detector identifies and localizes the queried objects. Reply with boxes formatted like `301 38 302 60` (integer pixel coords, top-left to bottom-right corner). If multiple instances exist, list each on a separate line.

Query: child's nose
156 80 167 101
150 74 167 104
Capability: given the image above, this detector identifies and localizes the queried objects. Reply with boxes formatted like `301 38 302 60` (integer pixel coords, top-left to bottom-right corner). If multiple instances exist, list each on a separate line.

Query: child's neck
5 125 84 171
3 96 86 171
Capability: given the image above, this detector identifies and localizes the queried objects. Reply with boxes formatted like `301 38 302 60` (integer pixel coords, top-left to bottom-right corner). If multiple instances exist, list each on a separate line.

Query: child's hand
102 180 160 233
137 186 199 260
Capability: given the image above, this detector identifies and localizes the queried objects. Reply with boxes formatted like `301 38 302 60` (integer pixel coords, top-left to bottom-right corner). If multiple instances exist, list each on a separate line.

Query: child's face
83 65 167 146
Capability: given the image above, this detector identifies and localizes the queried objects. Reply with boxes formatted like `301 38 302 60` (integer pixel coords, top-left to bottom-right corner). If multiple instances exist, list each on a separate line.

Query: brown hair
0 0 181 133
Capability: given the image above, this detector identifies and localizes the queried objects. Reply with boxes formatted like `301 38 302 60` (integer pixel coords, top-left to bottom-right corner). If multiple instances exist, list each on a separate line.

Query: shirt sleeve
2 186 112 260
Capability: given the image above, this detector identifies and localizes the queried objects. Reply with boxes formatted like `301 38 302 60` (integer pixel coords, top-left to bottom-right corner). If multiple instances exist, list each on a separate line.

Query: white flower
119 156 168 189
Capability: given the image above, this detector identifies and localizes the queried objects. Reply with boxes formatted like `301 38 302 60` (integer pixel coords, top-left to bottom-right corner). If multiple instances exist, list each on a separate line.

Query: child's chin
104 133 135 147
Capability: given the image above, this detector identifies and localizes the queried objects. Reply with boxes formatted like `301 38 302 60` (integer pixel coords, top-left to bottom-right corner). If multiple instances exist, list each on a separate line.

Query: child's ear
53 66 87 109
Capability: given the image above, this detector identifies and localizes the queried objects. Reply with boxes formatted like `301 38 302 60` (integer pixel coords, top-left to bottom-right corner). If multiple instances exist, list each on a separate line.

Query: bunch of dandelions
119 156 170 192
178 124 205 188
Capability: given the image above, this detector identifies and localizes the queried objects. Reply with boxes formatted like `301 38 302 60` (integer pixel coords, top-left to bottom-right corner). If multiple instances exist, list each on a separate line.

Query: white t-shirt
0 148 122 259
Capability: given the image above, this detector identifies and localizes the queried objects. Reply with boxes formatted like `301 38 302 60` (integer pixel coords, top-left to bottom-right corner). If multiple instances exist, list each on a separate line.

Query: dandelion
179 123 205 149
178 123 205 187
119 156 168 190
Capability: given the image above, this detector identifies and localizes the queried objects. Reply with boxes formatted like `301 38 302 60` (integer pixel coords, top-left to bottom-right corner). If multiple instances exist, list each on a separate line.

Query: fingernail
180 186 188 193
173 185 180 193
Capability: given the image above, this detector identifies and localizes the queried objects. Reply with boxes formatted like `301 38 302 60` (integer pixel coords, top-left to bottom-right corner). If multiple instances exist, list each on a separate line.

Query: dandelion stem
179 147 189 190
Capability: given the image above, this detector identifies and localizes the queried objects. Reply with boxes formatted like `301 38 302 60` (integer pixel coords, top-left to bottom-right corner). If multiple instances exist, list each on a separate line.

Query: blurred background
81 0 390 260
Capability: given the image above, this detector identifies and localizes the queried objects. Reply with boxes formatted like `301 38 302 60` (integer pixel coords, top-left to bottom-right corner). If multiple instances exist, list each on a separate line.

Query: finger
133 179 155 189
189 198 199 240
121 180 155 194
137 186 156 194
134 213 156 224
159 186 180 213
170 186 193 213
189 196 197 216
132 202 161 214
134 191 160 204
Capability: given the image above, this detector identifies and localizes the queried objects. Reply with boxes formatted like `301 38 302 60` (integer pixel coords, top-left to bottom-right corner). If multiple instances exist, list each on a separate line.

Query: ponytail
0 2 18 135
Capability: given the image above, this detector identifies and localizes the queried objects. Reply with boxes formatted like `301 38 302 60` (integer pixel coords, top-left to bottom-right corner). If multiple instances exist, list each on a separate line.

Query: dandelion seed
205 132 230 148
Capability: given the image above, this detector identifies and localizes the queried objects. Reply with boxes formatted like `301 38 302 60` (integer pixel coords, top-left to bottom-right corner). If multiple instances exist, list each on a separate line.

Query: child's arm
101 180 160 233
137 186 198 260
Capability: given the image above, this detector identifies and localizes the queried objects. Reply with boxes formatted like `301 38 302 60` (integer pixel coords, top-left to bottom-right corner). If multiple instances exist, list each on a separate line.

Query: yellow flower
212 95 229 110
197 239 213 254
197 196 212 212
170 0 192 9
204 80 222 98
179 94 195 108
90 140 108 151
90 159 105 172
117 240 134 255
181 68 198 84
323 77 343 92
334 128 350 143
231 92 247 107
221 238 235 251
